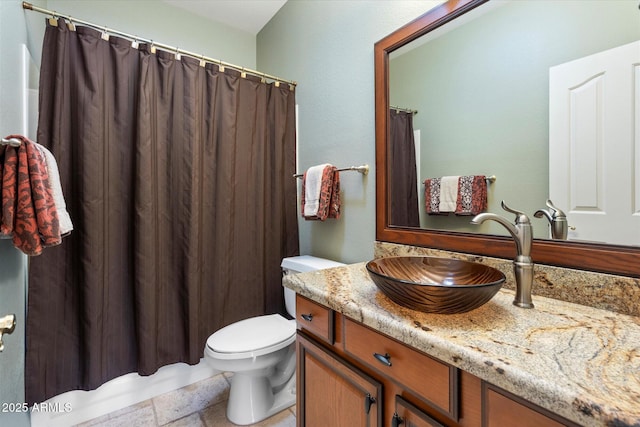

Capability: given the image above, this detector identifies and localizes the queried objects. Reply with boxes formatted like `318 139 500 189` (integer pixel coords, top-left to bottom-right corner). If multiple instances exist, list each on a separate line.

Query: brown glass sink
365 256 506 314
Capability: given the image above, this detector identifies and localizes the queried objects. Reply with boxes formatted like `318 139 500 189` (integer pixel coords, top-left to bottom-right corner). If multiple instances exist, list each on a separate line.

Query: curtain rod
22 1 297 88
293 165 369 178
390 105 418 115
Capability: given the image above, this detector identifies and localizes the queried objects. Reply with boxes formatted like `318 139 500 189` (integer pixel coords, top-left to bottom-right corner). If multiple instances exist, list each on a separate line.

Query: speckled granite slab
284 263 640 427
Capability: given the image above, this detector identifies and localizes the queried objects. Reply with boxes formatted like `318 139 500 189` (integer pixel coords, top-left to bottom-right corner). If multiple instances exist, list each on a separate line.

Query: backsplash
374 242 640 317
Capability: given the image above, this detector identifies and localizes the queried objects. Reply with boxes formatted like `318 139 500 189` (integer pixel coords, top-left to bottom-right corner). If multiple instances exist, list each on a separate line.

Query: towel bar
1 138 21 147
294 164 369 178
423 175 496 184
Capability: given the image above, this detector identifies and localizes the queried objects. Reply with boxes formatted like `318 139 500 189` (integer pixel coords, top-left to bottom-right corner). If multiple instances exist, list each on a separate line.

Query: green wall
257 0 444 263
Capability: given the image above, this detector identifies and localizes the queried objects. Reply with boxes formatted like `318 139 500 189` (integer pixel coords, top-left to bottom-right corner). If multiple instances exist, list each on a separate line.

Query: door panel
549 41 640 245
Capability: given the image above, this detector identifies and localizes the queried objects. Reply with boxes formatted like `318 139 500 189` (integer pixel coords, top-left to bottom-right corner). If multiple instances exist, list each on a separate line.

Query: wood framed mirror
374 0 640 277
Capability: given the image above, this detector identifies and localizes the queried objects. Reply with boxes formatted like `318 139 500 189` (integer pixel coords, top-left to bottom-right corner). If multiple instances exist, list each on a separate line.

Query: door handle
373 352 392 367
0 314 16 352
364 393 376 414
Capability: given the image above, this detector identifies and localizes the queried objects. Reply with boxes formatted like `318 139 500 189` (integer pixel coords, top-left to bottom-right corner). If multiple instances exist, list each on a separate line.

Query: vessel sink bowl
365 256 506 314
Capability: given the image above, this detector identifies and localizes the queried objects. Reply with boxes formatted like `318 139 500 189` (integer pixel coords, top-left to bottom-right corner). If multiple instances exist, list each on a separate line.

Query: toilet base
226 371 296 425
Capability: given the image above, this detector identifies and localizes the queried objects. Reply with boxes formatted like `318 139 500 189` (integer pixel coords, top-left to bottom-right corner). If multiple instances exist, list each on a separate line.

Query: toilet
204 255 345 425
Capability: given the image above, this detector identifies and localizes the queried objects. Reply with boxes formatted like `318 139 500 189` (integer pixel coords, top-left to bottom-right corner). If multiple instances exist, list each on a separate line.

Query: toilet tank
281 255 345 318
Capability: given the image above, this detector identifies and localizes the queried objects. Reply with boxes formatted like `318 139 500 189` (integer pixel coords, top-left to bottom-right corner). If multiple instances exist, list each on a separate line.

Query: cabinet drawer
296 295 334 344
483 383 579 427
343 318 458 420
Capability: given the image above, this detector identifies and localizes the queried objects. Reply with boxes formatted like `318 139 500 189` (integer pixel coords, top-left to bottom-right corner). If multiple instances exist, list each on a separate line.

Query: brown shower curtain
25 21 299 404
389 109 420 227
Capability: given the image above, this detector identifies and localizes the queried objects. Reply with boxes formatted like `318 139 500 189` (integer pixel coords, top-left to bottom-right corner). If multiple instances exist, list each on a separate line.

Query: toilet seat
206 314 296 360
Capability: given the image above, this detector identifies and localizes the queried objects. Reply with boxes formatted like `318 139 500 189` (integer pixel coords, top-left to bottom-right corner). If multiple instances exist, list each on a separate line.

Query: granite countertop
283 262 640 427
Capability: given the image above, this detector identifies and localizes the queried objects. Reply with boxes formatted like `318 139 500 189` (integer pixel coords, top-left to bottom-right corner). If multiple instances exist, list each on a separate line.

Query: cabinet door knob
364 393 376 414
392 413 404 427
373 352 392 367
301 313 313 322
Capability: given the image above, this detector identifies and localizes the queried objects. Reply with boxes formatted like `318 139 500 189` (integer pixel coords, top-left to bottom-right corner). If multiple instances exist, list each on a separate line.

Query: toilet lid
207 314 296 354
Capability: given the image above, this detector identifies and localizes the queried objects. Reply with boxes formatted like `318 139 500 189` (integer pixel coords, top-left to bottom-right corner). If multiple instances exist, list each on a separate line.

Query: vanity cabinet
297 332 382 426
295 295 579 427
482 383 578 427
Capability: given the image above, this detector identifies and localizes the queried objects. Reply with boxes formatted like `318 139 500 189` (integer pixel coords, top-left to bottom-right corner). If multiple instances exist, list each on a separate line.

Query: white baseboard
30 359 218 427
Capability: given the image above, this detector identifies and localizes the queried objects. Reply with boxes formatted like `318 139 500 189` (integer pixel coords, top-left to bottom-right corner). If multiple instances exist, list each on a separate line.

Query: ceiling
162 0 288 35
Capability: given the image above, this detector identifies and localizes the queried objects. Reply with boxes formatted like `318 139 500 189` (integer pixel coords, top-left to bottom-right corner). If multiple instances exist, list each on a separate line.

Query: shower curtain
25 21 299 404
389 109 420 227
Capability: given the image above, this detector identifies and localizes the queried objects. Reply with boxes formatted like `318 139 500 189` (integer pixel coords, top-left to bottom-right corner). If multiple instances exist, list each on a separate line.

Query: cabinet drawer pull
373 352 392 367
392 413 404 427
301 313 313 322
364 393 376 414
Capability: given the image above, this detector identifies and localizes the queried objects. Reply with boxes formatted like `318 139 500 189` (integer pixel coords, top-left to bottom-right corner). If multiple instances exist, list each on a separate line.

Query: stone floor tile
162 412 205 427
74 400 155 427
253 408 295 427
200 401 236 427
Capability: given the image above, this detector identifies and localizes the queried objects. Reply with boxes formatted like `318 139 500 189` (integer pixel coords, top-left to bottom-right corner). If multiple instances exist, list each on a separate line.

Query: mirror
375 0 640 277
386 0 640 244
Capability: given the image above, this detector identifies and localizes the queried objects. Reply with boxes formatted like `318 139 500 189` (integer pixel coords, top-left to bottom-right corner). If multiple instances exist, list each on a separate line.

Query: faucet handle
534 199 567 220
545 199 566 218
500 200 530 224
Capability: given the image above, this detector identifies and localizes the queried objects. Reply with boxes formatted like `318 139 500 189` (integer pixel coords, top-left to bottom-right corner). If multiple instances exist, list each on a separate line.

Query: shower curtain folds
389 109 420 227
26 21 299 404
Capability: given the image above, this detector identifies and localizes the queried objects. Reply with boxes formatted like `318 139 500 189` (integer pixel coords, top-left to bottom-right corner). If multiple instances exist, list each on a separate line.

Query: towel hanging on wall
1 134 72 255
424 175 487 216
300 164 341 221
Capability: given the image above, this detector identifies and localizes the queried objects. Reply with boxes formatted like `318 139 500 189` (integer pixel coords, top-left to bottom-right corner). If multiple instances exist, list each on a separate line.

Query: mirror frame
375 0 640 278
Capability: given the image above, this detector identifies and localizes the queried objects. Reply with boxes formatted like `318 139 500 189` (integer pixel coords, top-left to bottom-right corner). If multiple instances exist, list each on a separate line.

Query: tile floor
74 373 296 427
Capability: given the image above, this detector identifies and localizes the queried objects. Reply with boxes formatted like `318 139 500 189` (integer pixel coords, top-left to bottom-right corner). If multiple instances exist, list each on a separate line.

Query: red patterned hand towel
1 145 18 236
455 175 487 215
301 165 340 221
424 177 446 215
2 135 61 255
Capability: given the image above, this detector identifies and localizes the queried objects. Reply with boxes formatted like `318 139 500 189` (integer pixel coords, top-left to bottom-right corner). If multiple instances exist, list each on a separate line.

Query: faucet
471 201 534 309
534 199 568 240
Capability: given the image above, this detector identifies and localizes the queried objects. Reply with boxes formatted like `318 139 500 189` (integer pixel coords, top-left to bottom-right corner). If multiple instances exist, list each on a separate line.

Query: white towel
303 164 330 217
439 175 459 212
36 143 74 236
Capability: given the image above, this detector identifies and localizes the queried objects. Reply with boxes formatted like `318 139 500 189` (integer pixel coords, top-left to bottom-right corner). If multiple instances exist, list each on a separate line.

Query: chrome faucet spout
471 212 522 253
471 201 534 309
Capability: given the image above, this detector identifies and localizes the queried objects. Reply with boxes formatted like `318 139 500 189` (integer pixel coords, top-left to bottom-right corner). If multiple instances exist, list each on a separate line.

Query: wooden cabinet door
483 383 580 427
393 395 446 427
297 332 382 427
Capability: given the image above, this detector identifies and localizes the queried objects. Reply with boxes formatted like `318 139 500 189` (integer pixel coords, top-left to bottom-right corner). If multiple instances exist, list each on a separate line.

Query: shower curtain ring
48 12 58 26
241 67 247 79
